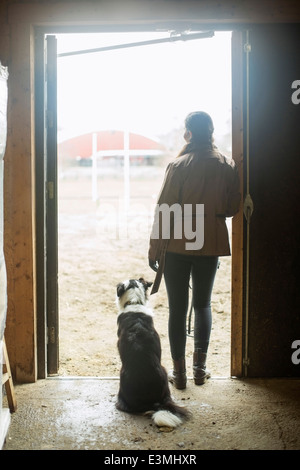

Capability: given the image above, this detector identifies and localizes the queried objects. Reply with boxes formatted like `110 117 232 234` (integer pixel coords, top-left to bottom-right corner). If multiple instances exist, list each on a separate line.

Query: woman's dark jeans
164 252 219 360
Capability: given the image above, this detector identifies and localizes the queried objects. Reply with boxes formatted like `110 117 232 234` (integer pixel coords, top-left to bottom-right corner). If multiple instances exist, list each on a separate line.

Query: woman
148 111 240 389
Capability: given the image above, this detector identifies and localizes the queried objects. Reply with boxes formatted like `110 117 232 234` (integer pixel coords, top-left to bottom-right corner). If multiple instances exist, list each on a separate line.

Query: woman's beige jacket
148 146 240 292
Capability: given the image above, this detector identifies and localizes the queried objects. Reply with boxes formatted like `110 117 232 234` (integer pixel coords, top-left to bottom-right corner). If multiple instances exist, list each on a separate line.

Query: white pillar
92 132 98 201
123 129 130 212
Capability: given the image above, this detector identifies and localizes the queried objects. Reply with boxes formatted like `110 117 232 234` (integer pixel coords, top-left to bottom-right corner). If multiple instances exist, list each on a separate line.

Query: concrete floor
2 377 300 451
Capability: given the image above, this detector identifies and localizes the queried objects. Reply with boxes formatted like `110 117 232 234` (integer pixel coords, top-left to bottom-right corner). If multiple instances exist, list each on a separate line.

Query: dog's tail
151 398 190 428
152 410 183 428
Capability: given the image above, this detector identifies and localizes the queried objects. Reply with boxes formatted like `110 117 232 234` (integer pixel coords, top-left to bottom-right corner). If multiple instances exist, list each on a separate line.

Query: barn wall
0 1 299 382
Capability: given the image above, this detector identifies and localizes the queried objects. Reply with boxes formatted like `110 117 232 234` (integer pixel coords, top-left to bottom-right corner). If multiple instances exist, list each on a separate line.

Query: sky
56 31 232 145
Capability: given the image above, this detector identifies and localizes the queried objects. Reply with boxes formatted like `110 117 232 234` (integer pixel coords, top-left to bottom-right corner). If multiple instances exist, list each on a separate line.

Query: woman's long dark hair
177 111 214 157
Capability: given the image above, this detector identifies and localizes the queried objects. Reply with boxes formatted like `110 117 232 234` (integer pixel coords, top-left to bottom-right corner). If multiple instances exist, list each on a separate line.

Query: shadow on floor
2 377 300 451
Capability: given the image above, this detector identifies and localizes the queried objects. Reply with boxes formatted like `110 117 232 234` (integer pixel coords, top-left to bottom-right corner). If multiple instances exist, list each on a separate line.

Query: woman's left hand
149 259 159 272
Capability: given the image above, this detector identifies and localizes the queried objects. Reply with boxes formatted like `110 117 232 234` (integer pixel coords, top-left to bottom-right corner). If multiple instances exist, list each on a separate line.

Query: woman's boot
193 349 211 385
168 358 187 390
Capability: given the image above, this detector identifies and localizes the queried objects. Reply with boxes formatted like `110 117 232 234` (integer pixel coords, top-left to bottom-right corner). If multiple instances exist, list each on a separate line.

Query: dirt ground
57 163 232 379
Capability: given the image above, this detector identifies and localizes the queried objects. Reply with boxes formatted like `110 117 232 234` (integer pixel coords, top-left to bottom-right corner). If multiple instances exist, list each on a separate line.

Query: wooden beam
4 21 37 383
2 337 17 412
8 1 300 25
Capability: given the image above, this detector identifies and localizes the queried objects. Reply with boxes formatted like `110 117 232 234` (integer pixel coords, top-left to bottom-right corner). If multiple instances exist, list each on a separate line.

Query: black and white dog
115 278 189 428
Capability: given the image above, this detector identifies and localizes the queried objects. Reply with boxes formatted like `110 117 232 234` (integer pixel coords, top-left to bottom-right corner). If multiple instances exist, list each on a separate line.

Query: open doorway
55 31 233 377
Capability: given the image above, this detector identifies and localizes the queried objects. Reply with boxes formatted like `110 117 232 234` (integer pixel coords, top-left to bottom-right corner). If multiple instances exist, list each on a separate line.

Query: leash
187 281 194 337
187 299 194 337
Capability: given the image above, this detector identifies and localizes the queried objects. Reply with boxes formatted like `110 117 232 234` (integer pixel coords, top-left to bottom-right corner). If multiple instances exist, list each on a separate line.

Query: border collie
115 278 189 428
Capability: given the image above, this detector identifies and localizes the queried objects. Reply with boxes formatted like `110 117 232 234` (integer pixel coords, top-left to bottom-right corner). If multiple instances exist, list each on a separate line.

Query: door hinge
46 110 54 129
243 357 250 367
47 326 56 344
243 193 254 222
244 42 251 53
47 181 54 199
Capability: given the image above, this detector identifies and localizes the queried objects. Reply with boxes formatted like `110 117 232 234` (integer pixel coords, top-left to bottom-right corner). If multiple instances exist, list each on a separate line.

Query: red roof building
58 130 166 165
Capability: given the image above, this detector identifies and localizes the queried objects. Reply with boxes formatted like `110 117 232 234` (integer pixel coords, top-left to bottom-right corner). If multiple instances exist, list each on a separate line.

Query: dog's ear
146 281 153 290
116 282 125 298
139 277 153 290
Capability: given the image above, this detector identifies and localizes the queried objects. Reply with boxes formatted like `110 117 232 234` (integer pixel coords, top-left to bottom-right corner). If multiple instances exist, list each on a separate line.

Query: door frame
34 24 245 379
35 28 47 379
35 29 59 378
231 30 244 377
45 35 59 375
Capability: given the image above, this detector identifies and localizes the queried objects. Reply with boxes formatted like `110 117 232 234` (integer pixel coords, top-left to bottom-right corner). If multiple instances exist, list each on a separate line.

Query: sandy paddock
57 163 232 378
